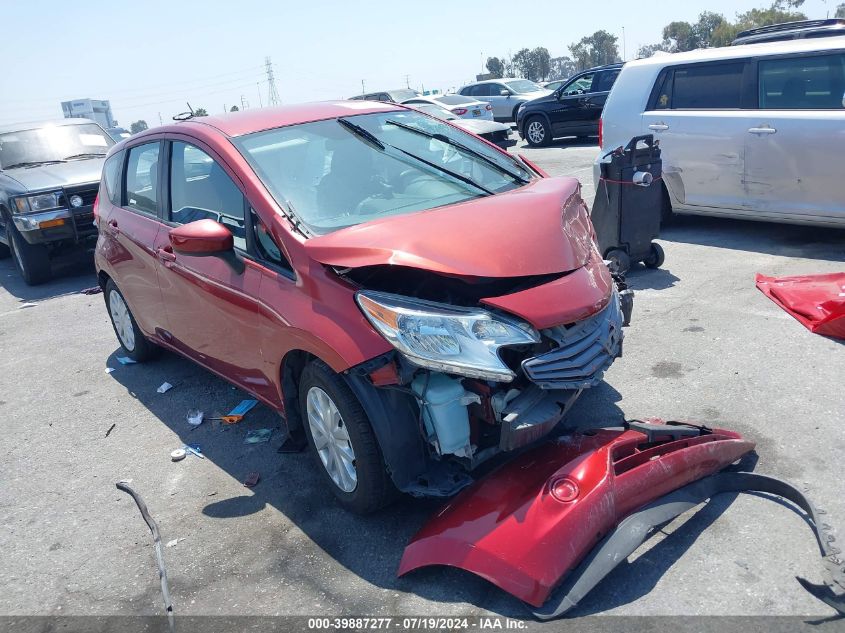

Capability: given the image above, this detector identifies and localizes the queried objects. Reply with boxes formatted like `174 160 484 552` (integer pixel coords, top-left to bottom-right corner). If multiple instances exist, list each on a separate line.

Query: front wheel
299 360 395 514
105 278 158 361
7 223 50 285
525 116 550 147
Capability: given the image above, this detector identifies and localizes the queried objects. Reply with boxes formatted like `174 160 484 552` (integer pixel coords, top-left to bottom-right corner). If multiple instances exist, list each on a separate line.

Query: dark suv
516 63 623 147
0 118 114 284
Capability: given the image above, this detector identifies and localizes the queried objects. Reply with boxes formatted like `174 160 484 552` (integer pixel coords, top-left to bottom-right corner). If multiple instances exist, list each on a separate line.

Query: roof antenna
172 102 195 121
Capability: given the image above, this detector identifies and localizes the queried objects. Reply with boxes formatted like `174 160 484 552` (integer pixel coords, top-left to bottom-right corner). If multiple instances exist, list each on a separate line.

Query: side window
594 70 620 93
251 209 291 271
671 62 745 109
169 141 246 250
124 143 160 214
102 150 123 205
462 85 477 96
759 54 845 109
652 70 673 109
562 73 595 95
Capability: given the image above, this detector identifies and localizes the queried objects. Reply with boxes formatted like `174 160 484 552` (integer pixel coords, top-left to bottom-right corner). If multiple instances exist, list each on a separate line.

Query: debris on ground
157 382 173 394
105 367 115 374
243 472 260 487
209 399 259 425
170 448 186 462
186 410 204 426
105 423 116 438
115 482 174 628
116 356 137 365
756 272 845 339
165 538 183 548
244 429 273 445
183 444 204 459
19 302 37 309
80 286 103 295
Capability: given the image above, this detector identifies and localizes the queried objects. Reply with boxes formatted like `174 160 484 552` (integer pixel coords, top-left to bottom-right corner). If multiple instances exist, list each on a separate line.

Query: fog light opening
549 477 580 503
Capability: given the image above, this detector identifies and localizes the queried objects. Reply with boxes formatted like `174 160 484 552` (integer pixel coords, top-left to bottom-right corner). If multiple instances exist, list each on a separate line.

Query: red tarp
756 272 845 340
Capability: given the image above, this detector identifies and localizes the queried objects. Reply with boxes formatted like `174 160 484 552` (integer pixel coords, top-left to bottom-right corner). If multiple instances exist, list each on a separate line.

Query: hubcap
109 289 136 352
306 386 357 493
527 120 545 144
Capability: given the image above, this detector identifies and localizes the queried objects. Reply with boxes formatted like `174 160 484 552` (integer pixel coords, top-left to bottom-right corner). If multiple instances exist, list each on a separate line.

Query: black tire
511 104 521 124
299 359 395 514
104 278 158 362
524 116 550 147
7 223 50 285
660 183 675 226
644 242 665 269
605 248 631 274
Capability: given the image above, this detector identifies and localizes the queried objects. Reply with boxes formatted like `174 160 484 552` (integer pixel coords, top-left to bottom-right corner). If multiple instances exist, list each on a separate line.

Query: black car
516 63 623 147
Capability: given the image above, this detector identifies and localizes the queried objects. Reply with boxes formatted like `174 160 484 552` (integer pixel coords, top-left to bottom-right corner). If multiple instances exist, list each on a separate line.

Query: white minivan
596 36 845 227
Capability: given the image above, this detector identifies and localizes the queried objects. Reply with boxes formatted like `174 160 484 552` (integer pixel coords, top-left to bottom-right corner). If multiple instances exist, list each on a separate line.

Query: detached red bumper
399 421 754 607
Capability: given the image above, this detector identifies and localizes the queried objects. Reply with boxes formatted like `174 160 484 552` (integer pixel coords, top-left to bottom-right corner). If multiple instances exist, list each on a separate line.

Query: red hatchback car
94 101 625 513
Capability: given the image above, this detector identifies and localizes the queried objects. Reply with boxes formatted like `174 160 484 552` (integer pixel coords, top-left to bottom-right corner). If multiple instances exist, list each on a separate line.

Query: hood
305 177 592 278
451 119 511 135
2 158 105 192
523 92 559 108
521 90 553 101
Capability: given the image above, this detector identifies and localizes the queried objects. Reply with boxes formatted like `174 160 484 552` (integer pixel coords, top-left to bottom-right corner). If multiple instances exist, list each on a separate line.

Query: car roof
0 118 97 134
165 101 405 138
630 35 845 69
464 78 525 85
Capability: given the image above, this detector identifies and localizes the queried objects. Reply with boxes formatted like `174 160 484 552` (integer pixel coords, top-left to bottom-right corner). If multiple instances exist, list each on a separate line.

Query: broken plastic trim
534 471 845 619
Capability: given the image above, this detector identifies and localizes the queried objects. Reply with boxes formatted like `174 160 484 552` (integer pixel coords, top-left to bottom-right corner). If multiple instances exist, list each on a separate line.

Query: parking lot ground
1 138 844 623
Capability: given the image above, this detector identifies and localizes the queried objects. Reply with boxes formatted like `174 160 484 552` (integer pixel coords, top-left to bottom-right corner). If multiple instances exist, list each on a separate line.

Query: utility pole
158 112 163 126
361 79 366 95
622 26 627 61
403 74 410 89
241 95 249 110
265 56 280 106
257 83 263 108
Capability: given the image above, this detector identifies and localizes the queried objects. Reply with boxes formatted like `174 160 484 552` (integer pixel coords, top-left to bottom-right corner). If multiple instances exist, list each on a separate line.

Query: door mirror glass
499 89 510 96
170 219 233 255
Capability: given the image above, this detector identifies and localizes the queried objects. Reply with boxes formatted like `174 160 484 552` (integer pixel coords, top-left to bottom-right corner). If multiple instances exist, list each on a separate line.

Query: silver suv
458 78 550 123
0 118 114 284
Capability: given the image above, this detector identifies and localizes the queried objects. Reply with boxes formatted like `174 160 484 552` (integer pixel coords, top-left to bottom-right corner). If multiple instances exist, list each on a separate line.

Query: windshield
0 123 114 169
505 79 544 93
388 89 420 102
234 110 532 235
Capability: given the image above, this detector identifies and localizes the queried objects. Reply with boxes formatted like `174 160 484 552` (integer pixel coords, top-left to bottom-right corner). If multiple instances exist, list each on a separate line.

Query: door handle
648 123 669 131
748 126 777 135
156 247 176 263
107 219 120 234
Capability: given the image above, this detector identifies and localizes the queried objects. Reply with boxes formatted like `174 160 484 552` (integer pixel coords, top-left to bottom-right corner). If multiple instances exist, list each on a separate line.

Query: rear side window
124 143 160 214
169 142 246 250
594 69 621 92
671 62 745 109
102 151 122 205
759 53 845 109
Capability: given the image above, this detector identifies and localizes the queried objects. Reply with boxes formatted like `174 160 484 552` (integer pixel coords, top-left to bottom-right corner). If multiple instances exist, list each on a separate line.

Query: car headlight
12 191 63 214
356 291 540 382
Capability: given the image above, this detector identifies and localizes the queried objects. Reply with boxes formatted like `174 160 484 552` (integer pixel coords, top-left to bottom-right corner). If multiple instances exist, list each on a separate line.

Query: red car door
154 137 273 401
100 140 169 339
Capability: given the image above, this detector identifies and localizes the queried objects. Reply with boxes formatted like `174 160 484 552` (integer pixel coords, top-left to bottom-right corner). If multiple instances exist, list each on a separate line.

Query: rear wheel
7 223 50 285
105 278 158 362
525 116 550 147
299 359 395 514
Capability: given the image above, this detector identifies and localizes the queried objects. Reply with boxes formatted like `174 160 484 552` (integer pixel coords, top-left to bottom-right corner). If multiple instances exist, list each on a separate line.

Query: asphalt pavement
1 136 844 626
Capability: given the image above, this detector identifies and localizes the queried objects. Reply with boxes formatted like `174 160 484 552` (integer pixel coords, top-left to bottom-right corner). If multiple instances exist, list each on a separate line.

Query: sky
0 0 837 128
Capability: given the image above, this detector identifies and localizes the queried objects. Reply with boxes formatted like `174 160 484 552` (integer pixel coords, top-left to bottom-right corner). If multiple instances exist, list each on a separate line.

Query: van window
124 143 160 215
671 62 745 109
759 53 845 109
169 142 246 250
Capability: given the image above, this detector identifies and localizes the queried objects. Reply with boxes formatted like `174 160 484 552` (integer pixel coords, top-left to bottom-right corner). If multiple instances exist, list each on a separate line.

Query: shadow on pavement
626 265 680 291
0 250 97 303
107 346 730 617
662 215 845 262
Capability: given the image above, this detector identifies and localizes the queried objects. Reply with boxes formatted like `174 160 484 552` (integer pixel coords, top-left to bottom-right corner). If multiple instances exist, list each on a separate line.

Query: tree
569 31 620 71
549 56 577 80
129 120 148 134
532 47 551 81
736 0 806 29
193 107 208 117
512 48 533 79
486 56 505 79
837 3 845 18
230 105 240 112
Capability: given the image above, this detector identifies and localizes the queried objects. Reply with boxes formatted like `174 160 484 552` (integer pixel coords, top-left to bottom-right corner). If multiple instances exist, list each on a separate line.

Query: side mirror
169 219 244 273
499 89 510 97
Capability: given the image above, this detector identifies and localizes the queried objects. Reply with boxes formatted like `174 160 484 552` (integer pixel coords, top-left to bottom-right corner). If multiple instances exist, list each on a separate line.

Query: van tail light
485 104 493 111
452 108 468 115
598 117 603 148
92 193 100 227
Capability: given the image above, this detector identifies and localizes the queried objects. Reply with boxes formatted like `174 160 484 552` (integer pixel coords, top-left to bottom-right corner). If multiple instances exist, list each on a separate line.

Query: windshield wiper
2 160 66 170
338 117 493 196
384 119 529 184
63 152 107 160
337 118 385 150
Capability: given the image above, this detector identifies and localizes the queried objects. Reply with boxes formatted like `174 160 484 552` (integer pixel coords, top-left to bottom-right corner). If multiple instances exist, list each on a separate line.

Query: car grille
522 291 623 390
63 184 99 237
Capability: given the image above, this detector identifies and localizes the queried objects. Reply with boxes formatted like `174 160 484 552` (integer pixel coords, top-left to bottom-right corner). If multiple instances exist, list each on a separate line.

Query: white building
61 99 115 129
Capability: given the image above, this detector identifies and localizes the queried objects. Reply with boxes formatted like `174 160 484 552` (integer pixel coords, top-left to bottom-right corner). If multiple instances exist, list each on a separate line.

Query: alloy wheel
306 386 357 493
527 120 546 145
109 289 136 352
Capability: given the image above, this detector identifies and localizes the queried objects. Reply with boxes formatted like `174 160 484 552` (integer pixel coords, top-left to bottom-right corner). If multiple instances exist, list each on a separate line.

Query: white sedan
402 102 513 147
402 95 494 121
